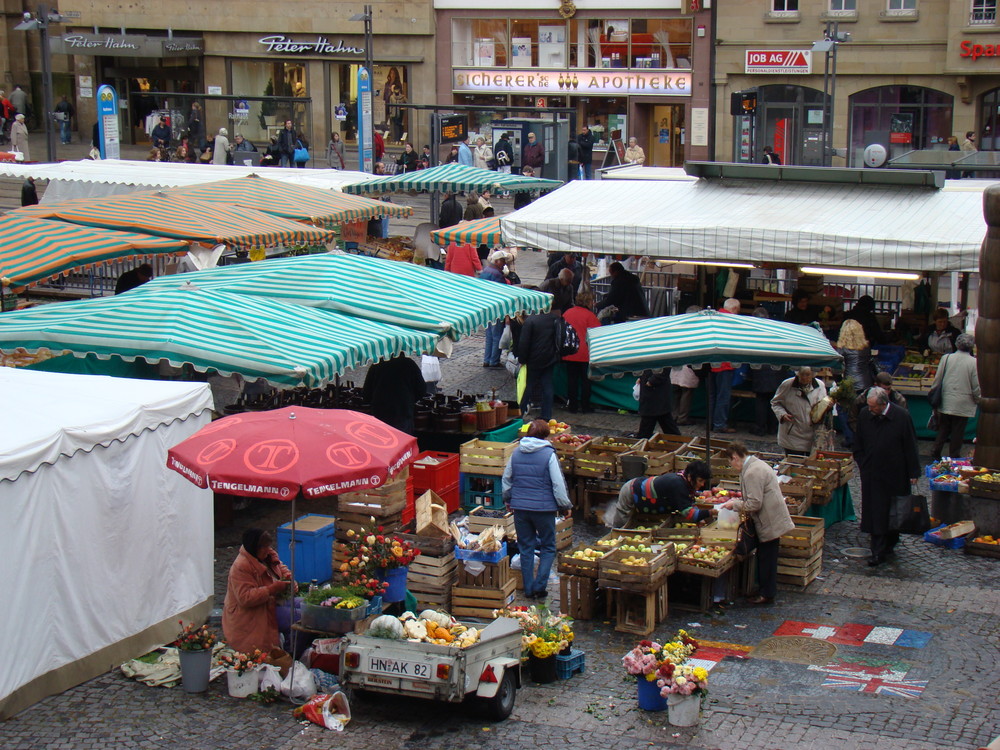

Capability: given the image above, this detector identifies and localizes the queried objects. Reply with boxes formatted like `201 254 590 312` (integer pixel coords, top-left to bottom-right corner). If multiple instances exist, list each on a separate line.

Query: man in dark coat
362 355 426 434
522 131 544 171
577 126 595 179
538 269 575 314
438 191 464 229
151 116 171 150
597 262 648 322
494 132 514 174
21 176 38 206
516 310 562 420
115 263 153 294
854 387 920 567
277 119 298 167
637 369 679 438
545 252 584 293
567 136 580 181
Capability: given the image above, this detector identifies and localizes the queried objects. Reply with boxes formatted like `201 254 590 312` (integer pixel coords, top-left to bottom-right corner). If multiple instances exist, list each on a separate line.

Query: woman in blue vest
501 419 572 599
607 461 713 528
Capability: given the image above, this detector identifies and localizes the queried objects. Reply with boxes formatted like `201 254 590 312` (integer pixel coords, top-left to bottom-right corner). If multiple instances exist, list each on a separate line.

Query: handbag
294 140 310 163
927 353 949 409
734 515 758 557
889 493 931 534
927 411 939 432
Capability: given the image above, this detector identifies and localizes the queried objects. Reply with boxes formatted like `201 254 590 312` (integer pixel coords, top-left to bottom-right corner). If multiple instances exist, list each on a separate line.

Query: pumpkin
368 614 405 639
419 610 451 628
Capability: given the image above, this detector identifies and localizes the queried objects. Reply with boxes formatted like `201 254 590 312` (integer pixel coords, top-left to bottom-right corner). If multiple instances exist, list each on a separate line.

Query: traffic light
730 91 757 116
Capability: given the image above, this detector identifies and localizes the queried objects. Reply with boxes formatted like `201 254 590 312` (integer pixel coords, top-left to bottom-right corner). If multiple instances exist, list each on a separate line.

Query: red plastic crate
410 451 460 494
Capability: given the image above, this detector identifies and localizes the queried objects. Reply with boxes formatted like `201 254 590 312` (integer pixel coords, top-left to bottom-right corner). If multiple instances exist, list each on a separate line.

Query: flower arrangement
622 630 698 681
494 604 574 659
218 649 265 675
337 519 421 596
173 621 218 652
657 663 709 697
303 584 367 610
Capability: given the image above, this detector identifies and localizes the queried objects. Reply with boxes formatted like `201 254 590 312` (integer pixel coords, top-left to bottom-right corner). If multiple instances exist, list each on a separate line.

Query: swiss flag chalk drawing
774 621 932 649
166 407 417 501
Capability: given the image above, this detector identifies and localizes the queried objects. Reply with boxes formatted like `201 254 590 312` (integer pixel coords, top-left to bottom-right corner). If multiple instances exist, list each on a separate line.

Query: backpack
496 149 510 166
557 318 580 357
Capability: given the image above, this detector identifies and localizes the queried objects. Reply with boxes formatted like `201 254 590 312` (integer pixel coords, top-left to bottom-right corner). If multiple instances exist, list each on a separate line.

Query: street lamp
350 5 375 172
15 4 63 162
812 22 850 167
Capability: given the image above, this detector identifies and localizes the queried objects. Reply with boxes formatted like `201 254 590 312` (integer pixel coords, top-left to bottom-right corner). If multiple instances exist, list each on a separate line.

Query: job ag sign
745 50 812 75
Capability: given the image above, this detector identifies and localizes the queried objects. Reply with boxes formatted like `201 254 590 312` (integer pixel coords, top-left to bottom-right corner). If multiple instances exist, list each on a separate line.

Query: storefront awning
500 176 986 273
340 164 561 195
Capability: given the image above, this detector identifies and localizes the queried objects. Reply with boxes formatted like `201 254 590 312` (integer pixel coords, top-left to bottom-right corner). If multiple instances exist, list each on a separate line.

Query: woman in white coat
10 113 29 160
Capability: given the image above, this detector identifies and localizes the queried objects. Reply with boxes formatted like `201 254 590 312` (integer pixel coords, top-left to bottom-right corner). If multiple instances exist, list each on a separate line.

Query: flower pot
178 648 213 693
381 566 408 603
637 676 668 711
227 668 261 698
527 654 558 684
667 693 702 726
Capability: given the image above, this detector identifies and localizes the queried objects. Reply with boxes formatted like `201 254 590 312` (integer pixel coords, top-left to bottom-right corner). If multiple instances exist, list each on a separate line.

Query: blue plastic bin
454 542 508 563
276 514 336 584
556 648 586 679
923 524 969 549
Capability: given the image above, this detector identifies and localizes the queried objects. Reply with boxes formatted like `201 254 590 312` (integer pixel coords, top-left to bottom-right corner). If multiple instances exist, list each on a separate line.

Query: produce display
697 487 742 504
677 543 731 565
972 534 999 545
367 610 482 648
619 555 650 567
521 419 571 435
569 547 605 561
303 585 367 610
551 433 593 446
598 534 648 547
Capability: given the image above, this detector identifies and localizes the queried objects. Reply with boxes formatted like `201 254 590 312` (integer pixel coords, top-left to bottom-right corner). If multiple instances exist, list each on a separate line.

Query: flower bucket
527 654 558 684
382 566 408 603
637 676 668 711
667 693 701 726
227 668 261 698
178 648 212 693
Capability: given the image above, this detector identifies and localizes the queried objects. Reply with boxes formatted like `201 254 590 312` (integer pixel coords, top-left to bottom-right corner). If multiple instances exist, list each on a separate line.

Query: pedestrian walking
438 191 463 229
327 131 345 169
562 291 600 413
362 355 426 435
671 364 699 426
464 192 484 220
457 135 473 166
480 251 510 368
577 125 595 179
771 366 828 455
516 308 563 420
443 242 481 277
495 132 513 174
473 136 494 170
21 176 37 206
930 333 980 460
55 95 75 145
835 319 874 448
624 136 645 165
522 131 544 172
277 119 297 168
212 128 230 165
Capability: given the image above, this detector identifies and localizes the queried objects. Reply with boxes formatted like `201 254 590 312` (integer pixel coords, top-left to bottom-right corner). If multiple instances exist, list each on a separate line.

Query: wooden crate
779 462 838 503
779 516 825 558
334 516 404 543
643 433 690 454
559 574 600 620
587 435 646 454
457 557 512 589
408 553 458 596
624 450 674 476
394 533 454 558
967 476 1000 500
550 436 591 474
337 494 406 519
964 538 1000 558
558 541 618 579
414 591 452 610
451 579 516 618
573 449 620 479
614 581 669 636
700 520 738 544
466 507 516 538
782 485 813 516
556 516 574 550
813 450 855 485
777 550 822 587
598 545 675 592
676 541 736 578
459 439 517 476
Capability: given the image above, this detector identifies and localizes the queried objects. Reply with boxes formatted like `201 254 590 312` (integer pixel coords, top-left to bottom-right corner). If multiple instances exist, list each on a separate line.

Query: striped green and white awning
157 175 413 227
0 214 189 289
340 163 561 196
587 310 843 379
429 217 502 247
0 284 439 388
139 253 552 338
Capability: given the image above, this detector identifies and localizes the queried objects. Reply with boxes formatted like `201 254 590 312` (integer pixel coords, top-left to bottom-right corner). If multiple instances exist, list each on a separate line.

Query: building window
773 0 798 10
830 0 856 9
848 85 952 166
972 0 997 25
887 0 916 9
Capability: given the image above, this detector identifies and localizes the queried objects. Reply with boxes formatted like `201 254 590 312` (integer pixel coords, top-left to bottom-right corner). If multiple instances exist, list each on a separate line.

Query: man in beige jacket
720 442 794 606
771 367 827 455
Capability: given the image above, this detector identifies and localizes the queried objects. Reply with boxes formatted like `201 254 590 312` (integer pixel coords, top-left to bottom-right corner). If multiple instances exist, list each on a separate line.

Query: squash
368 614 405 639
403 620 427 640
419 610 451 628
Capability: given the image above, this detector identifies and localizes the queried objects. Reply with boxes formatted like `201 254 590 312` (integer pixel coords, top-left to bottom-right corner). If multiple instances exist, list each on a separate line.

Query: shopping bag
889 494 931 534
294 140 310 163
734 516 758 558
420 354 442 383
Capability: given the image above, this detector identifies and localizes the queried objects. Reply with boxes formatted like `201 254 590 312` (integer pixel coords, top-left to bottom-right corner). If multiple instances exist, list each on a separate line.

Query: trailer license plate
368 656 431 679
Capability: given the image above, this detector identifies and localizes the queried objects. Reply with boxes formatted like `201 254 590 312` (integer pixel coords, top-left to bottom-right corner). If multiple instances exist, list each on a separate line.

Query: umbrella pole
288 491 301 702
706 371 712 474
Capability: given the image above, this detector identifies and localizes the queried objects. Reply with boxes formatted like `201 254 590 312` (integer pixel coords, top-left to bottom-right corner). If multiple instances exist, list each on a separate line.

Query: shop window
848 85 952 166
628 19 692 68
971 0 997 25
229 59 308 142
887 0 916 9
452 19 508 67
338 64 410 145
979 87 1000 149
510 20 543 67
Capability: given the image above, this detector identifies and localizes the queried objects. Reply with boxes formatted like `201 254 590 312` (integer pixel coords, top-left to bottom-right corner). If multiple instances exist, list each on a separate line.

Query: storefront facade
434 0 713 170
715 2 1000 167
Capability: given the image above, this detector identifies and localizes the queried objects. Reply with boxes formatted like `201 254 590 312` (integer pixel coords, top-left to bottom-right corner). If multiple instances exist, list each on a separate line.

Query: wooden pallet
559 574 600 620
459 439 517 476
451 579 517 618
614 581 669 636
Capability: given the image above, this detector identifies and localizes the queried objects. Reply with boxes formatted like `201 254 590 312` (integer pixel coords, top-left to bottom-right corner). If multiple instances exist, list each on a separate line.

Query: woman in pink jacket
444 241 482 276
222 528 292 654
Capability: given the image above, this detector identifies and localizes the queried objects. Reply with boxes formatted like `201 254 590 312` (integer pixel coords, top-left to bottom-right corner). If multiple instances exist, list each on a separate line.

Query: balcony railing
970 8 997 25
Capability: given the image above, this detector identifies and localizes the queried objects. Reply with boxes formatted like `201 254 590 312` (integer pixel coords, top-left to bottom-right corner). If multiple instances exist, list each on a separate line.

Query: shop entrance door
648 104 684 167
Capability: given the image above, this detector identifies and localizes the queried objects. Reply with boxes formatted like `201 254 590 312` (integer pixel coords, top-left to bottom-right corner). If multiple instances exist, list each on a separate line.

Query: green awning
139 253 552 338
587 310 843 379
340 163 561 196
430 217 502 247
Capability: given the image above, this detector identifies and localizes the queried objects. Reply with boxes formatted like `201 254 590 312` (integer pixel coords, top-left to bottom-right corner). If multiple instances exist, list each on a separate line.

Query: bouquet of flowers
657 663 709 697
303 584 368 610
494 604 574 659
218 649 265 675
622 630 699 681
173 621 217 652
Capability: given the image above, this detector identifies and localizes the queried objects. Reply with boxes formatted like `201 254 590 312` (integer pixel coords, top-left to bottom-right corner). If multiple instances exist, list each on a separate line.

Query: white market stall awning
501 176 988 272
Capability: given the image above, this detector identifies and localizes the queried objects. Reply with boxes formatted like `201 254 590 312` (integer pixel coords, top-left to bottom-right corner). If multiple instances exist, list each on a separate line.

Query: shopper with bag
719 442 794 606
929 333 980 460
854 387 921 567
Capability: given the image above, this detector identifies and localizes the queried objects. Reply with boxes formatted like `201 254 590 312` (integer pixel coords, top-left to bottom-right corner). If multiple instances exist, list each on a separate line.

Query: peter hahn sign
50 33 203 57
453 69 691 96
258 36 364 55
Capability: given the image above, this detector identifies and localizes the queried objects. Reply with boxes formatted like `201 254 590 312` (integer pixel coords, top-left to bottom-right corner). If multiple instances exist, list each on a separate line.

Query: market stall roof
139 252 552 338
0 214 189 289
340 163 562 196
587 309 843 379
429 217 502 247
501 173 986 272
0 284 440 389
157 174 412 226
599 165 697 182
15 192 337 250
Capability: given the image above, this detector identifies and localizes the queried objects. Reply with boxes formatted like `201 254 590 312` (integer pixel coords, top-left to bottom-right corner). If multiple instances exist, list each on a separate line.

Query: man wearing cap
522 131 544 172
151 115 171 150
480 251 509 367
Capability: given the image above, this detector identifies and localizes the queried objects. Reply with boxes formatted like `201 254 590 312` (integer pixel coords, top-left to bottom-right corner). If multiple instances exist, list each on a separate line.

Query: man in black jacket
438 191 463 228
598 262 648 322
567 136 580 181
150 116 171 150
494 132 514 174
277 119 298 167
577 126 595 179
545 253 584 293
516 310 562 420
637 369 680 438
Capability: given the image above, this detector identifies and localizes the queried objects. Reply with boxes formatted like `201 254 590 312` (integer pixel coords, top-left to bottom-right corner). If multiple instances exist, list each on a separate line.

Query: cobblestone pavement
4 255 999 750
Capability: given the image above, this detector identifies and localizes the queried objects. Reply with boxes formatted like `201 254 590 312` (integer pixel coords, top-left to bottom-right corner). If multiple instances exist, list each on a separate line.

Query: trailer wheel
482 669 516 721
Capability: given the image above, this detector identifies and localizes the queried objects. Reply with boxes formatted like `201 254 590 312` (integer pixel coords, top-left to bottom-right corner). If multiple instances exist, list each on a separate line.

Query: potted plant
172 621 218 693
657 663 709 726
342 520 420 603
622 630 699 712
218 648 266 698
495 604 573 684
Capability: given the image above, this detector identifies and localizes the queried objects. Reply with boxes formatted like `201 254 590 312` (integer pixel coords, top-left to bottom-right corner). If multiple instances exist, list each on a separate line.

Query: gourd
403 620 427 640
419 610 451 628
368 614 405 639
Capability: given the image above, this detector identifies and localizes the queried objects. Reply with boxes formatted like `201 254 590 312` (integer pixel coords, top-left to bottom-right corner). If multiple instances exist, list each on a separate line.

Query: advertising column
96 84 120 160
357 66 373 173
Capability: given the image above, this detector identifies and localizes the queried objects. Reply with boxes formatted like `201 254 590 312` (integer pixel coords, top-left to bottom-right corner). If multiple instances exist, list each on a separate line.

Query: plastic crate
366 595 383 617
405 481 459 525
276 514 336 584
454 541 508 563
556 648 586 679
301 601 368 629
923 524 969 549
411 451 460 493
461 473 505 510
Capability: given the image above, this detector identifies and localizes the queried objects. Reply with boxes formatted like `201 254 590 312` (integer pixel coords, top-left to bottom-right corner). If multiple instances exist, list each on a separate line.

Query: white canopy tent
0 368 215 719
0 160 378 203
501 175 988 272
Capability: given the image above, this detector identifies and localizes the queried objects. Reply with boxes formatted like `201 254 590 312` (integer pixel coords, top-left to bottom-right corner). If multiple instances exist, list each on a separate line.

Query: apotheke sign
258 36 364 55
453 69 690 97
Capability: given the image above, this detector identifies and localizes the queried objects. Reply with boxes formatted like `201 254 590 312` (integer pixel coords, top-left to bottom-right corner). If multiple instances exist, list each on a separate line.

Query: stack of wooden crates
400 533 457 612
452 545 515 618
332 467 411 573
777 515 825 587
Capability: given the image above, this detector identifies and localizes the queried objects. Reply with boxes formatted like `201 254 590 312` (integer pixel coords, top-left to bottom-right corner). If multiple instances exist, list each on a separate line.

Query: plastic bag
633 380 641 401
510 553 521 570
504 351 520 377
421 354 442 383
293 692 352 731
717 508 740 530
259 664 282 693
280 661 317 702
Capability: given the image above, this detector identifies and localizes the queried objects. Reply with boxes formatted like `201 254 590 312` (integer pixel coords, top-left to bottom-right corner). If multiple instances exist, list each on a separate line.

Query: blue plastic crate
923 524 968 549
454 542 508 563
556 648 586 679
929 478 959 492
367 595 383 617
276 514 336 584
